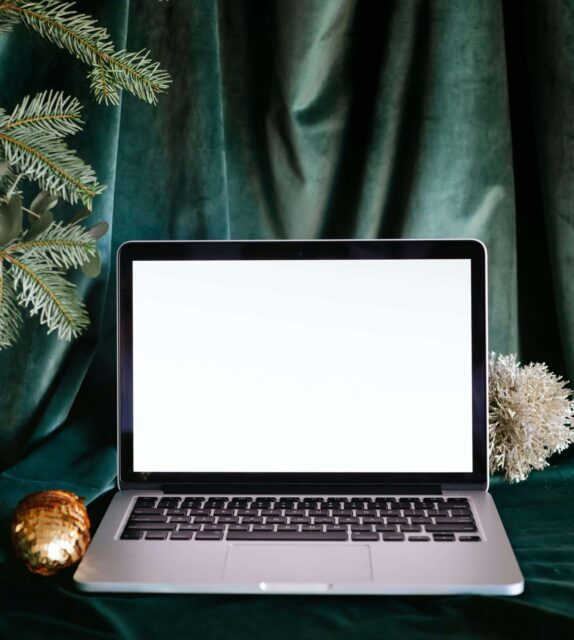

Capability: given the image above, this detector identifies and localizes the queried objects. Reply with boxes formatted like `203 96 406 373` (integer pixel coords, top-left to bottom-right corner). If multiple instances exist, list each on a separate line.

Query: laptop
74 239 524 595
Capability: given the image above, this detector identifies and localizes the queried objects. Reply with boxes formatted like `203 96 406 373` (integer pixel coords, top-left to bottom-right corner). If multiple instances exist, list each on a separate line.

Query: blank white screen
132 259 473 473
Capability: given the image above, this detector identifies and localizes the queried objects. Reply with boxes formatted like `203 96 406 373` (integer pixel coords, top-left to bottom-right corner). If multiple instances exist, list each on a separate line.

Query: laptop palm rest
223 545 372 585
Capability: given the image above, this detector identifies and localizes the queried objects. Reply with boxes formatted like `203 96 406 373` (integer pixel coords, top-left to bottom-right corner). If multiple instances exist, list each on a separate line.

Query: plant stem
0 197 41 219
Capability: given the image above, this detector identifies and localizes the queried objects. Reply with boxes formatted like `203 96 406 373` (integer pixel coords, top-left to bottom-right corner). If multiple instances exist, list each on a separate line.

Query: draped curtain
1 1 573 636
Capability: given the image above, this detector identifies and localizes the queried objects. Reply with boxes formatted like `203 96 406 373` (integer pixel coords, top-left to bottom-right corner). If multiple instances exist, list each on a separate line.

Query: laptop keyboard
120 496 481 542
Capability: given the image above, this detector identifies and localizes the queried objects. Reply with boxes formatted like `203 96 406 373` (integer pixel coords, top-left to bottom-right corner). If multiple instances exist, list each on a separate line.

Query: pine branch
5 90 83 137
7 0 113 66
0 1 20 34
94 49 172 105
4 248 89 340
4 0 171 104
7 220 96 269
0 124 104 208
88 64 120 107
0 258 23 347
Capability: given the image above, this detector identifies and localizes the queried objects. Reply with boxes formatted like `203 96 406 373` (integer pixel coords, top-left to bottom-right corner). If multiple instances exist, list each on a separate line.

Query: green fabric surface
0 0 573 637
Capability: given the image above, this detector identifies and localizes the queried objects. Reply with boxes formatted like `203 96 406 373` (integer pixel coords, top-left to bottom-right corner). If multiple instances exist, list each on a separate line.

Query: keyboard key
375 525 397 533
217 516 239 524
459 536 481 542
408 536 430 542
127 523 176 531
227 531 348 541
352 532 379 542
193 516 215 523
338 517 359 524
387 517 408 524
196 531 224 540
241 516 263 524
434 517 474 524
135 497 157 506
301 525 323 532
400 525 422 533
403 509 425 517
351 525 372 532
314 517 335 524
146 531 169 540
411 517 433 524
121 530 143 540
325 526 347 533
129 515 168 523
446 498 469 504
132 508 164 515
203 524 225 531
290 517 311 524
433 534 455 542
382 533 405 541
158 498 180 508
170 531 194 540
265 516 287 524
179 524 201 531
252 524 274 532
169 516 191 523
166 509 187 516
362 517 384 524
228 524 249 531
277 525 299 532
426 524 477 533
450 509 473 517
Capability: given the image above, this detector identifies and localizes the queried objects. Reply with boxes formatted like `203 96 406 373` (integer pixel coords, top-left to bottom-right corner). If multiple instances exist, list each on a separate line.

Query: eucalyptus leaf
0 195 23 245
69 207 91 224
80 251 101 278
30 191 58 215
88 221 109 240
27 209 54 241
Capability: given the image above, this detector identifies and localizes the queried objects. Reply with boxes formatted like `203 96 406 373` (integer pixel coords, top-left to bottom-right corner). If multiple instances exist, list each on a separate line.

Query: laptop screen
131 258 473 474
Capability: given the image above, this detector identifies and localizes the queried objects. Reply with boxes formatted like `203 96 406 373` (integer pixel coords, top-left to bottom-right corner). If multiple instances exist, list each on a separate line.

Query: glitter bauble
11 490 91 576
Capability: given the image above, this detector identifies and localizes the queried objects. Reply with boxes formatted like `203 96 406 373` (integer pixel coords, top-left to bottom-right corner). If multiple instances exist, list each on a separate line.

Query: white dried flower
489 353 574 483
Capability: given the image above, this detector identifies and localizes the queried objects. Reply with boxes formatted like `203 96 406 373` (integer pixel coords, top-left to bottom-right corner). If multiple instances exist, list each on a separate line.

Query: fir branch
7 0 113 66
88 64 120 107
5 90 83 136
0 2 20 35
96 49 172 105
0 125 104 208
0 258 23 347
4 248 89 340
7 220 97 270
4 0 171 104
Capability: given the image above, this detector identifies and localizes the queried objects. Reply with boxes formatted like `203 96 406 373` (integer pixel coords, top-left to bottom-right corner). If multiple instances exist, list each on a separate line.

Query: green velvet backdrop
0 1 573 637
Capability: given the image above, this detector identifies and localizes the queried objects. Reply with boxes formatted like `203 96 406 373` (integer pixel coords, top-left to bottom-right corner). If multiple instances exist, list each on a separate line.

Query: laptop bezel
117 239 488 491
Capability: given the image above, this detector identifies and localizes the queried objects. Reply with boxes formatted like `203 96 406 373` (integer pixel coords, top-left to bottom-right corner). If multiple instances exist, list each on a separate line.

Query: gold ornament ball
11 490 91 576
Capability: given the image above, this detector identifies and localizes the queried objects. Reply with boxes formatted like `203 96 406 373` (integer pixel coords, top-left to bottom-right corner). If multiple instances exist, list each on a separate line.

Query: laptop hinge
159 483 443 495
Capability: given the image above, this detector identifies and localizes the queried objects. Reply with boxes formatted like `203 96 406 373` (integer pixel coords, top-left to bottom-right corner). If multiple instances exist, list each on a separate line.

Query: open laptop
74 239 524 595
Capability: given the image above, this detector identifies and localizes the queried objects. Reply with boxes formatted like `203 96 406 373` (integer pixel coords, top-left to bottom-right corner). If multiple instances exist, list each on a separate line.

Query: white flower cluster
489 353 574 483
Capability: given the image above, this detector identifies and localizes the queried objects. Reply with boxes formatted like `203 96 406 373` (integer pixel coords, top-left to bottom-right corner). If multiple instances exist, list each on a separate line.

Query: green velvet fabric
1 0 573 637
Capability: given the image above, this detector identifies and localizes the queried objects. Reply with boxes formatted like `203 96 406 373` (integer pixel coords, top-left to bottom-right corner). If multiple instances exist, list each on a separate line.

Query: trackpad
224 545 372 583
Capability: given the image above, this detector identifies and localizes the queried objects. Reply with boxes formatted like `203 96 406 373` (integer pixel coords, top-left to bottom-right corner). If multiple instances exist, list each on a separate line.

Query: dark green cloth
1 1 573 637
